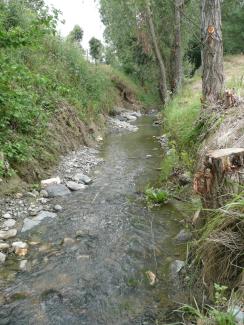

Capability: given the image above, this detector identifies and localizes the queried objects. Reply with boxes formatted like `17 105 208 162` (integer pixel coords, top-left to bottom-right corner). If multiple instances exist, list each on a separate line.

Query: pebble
0 243 10 252
0 252 6 264
66 181 86 191
175 229 192 243
40 190 49 198
0 229 17 240
3 213 12 219
19 260 28 271
62 238 76 246
12 242 28 257
54 205 63 212
2 219 16 228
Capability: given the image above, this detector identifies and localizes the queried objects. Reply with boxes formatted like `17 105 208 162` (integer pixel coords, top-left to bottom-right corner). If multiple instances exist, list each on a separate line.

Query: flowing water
0 116 188 325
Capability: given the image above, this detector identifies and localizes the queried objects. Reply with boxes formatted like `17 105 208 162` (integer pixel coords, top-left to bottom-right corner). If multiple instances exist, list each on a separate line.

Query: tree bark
145 0 168 105
194 148 244 208
170 0 183 94
201 0 224 104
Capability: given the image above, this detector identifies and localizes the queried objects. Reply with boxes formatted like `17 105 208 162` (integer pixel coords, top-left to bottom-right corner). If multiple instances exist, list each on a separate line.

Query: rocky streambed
0 110 189 324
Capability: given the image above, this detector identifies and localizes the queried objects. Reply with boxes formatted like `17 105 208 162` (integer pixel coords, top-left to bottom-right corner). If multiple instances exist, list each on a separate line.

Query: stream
0 116 188 325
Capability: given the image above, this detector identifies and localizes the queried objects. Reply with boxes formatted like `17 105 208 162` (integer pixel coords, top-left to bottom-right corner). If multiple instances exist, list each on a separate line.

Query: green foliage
160 146 179 182
68 25 83 44
89 37 103 62
0 0 141 179
145 187 169 205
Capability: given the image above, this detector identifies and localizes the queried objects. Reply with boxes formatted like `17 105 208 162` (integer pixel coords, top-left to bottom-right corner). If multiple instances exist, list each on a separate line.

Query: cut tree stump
194 148 244 208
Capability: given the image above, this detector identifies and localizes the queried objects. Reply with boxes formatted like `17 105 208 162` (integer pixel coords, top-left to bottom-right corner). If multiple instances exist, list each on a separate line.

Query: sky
45 0 105 50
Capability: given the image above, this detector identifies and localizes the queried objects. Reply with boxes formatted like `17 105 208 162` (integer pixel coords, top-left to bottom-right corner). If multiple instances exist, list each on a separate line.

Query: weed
145 187 169 206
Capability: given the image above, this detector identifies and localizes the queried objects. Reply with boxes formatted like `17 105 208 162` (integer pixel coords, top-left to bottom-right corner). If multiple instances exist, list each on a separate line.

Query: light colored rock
175 229 192 243
19 260 28 271
96 136 103 142
66 181 86 191
76 255 90 261
0 243 10 252
72 173 92 185
12 241 28 256
21 211 57 232
0 252 6 264
145 271 157 286
15 193 23 199
0 229 17 240
170 260 185 278
40 190 49 198
41 177 61 188
62 238 76 245
46 184 70 198
230 305 244 324
3 213 12 219
54 205 63 212
2 219 16 228
12 241 28 249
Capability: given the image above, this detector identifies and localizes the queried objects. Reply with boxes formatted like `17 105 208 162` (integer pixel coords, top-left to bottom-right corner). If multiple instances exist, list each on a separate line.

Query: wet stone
2 213 12 219
46 184 71 198
54 205 63 212
72 173 92 185
66 181 86 191
21 211 57 232
0 243 10 252
0 252 6 264
2 219 16 228
175 229 192 243
0 229 17 240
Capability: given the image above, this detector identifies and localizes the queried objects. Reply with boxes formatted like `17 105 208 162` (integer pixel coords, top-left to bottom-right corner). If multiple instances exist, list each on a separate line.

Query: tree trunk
170 0 183 94
194 148 244 208
145 0 168 105
201 0 224 104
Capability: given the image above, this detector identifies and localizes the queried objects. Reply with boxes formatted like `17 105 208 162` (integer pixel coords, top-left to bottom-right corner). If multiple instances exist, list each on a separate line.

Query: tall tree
170 0 184 94
201 0 224 104
145 0 168 105
68 25 83 44
89 37 103 63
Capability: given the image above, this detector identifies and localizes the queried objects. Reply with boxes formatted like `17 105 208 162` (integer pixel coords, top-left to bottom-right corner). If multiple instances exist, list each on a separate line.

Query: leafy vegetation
145 187 169 205
0 0 141 179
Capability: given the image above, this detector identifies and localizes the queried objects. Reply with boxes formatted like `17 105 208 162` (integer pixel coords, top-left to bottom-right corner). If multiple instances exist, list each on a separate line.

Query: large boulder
46 184 71 198
22 211 57 232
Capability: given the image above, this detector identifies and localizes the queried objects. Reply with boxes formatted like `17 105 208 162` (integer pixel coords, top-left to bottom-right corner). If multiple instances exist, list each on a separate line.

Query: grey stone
3 213 12 219
0 229 17 240
62 238 76 246
72 173 92 185
21 211 57 232
0 243 10 252
40 190 49 198
2 219 16 228
170 260 185 278
175 229 192 243
0 252 6 264
179 172 192 186
46 184 71 198
19 260 28 271
12 241 28 250
54 205 63 212
66 181 86 191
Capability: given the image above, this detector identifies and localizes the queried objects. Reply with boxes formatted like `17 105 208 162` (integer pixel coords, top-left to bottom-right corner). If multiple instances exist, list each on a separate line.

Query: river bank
0 110 191 324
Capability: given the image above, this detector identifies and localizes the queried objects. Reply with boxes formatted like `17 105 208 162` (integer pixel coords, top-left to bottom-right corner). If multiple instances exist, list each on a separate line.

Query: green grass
163 77 201 151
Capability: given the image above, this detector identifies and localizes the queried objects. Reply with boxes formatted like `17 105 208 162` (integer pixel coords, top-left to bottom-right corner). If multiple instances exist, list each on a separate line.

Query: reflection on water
0 116 187 324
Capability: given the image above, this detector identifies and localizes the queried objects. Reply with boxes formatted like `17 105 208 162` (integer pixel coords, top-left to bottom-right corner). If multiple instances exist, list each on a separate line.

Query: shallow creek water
0 116 188 324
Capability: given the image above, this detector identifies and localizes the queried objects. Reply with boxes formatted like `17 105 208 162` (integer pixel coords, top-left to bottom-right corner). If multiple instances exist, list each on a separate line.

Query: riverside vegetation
0 0 244 324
